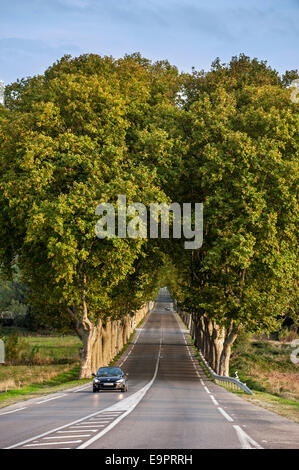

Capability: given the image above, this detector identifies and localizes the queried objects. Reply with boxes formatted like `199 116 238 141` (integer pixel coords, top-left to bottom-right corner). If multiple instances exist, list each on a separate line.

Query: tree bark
219 324 239 376
78 319 102 378
211 322 225 375
67 296 149 379
67 277 103 379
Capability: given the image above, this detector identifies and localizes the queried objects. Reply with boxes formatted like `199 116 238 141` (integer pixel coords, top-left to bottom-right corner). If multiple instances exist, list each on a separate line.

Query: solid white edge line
37 394 67 404
6 325 161 449
77 338 162 449
73 384 92 393
5 407 124 449
0 407 27 416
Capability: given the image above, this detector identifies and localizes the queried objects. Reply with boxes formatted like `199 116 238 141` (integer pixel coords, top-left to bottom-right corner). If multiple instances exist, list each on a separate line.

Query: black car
92 366 128 393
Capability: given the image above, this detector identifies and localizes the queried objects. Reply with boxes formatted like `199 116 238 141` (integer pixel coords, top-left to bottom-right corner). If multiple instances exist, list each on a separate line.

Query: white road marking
233 425 263 449
0 407 27 416
5 408 118 449
73 384 91 393
95 413 119 417
57 430 95 433
77 338 162 449
84 420 110 423
204 386 211 394
86 420 109 423
5 316 157 450
43 435 90 439
8 307 247 449
119 318 148 367
37 394 67 404
69 428 101 432
70 425 104 429
24 440 82 447
217 407 234 422
210 395 219 406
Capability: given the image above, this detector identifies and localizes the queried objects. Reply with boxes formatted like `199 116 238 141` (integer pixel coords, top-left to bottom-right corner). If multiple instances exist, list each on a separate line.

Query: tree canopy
0 53 297 376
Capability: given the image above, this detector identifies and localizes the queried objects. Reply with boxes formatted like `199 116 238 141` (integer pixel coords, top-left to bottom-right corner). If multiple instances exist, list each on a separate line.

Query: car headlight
94 379 99 383
116 379 125 384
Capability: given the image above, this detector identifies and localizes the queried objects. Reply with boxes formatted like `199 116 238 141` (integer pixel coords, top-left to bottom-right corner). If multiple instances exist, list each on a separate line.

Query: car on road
92 366 128 393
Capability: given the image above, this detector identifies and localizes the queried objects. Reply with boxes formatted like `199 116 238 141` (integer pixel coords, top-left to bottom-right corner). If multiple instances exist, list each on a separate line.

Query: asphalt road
0 289 298 449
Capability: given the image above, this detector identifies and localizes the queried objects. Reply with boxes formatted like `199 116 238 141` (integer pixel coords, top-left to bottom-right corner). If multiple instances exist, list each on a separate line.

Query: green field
229 336 299 423
0 331 83 405
0 324 142 408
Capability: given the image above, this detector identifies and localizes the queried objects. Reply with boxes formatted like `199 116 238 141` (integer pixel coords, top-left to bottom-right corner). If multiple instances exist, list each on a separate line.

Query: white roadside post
0 339 5 364
0 80 5 106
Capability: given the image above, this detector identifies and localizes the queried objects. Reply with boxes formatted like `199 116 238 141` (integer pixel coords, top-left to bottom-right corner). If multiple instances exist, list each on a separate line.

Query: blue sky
0 0 298 83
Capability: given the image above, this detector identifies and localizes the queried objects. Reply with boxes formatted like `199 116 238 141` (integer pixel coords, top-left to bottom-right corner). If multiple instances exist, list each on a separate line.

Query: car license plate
104 383 114 386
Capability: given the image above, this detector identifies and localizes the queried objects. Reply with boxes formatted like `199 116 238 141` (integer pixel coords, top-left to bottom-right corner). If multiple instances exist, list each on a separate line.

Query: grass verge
0 365 90 409
231 389 299 423
0 314 147 409
177 314 299 423
229 336 299 423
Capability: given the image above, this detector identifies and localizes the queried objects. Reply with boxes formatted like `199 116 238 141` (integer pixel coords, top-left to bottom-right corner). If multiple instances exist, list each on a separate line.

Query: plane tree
0 54 180 377
170 56 298 375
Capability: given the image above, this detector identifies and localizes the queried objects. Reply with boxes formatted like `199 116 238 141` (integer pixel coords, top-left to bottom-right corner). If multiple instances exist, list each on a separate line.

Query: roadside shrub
4 330 27 363
232 330 252 354
278 325 298 343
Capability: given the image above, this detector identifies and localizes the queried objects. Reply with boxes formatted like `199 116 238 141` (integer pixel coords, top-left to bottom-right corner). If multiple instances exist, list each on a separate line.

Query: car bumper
93 382 124 390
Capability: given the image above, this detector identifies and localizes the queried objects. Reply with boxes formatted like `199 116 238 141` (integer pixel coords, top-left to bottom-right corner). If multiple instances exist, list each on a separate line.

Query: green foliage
3 330 26 363
170 54 298 337
0 52 297 366
232 330 252 354
1 329 81 365
278 325 298 343
0 267 30 326
0 54 180 331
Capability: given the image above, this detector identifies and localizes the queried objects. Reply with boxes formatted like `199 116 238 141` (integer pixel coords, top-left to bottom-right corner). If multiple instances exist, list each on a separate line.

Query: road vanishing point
1 290 298 449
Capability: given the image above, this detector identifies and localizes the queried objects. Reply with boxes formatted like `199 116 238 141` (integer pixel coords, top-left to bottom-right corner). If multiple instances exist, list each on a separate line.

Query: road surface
0 289 298 449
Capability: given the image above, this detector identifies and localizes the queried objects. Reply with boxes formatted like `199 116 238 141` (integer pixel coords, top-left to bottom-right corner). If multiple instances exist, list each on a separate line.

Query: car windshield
96 367 122 377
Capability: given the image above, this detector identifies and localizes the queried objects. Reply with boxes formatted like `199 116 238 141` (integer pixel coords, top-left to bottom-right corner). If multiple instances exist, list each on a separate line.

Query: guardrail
197 349 253 395
174 301 254 395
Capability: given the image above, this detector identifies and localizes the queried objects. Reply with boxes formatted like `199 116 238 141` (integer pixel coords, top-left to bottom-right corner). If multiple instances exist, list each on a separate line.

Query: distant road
1 289 298 449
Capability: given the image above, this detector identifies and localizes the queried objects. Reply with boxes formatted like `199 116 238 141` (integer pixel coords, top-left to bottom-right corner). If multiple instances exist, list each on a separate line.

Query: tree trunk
67 278 103 379
219 325 239 376
206 317 215 367
101 322 111 367
212 322 225 375
79 321 102 378
68 296 149 379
